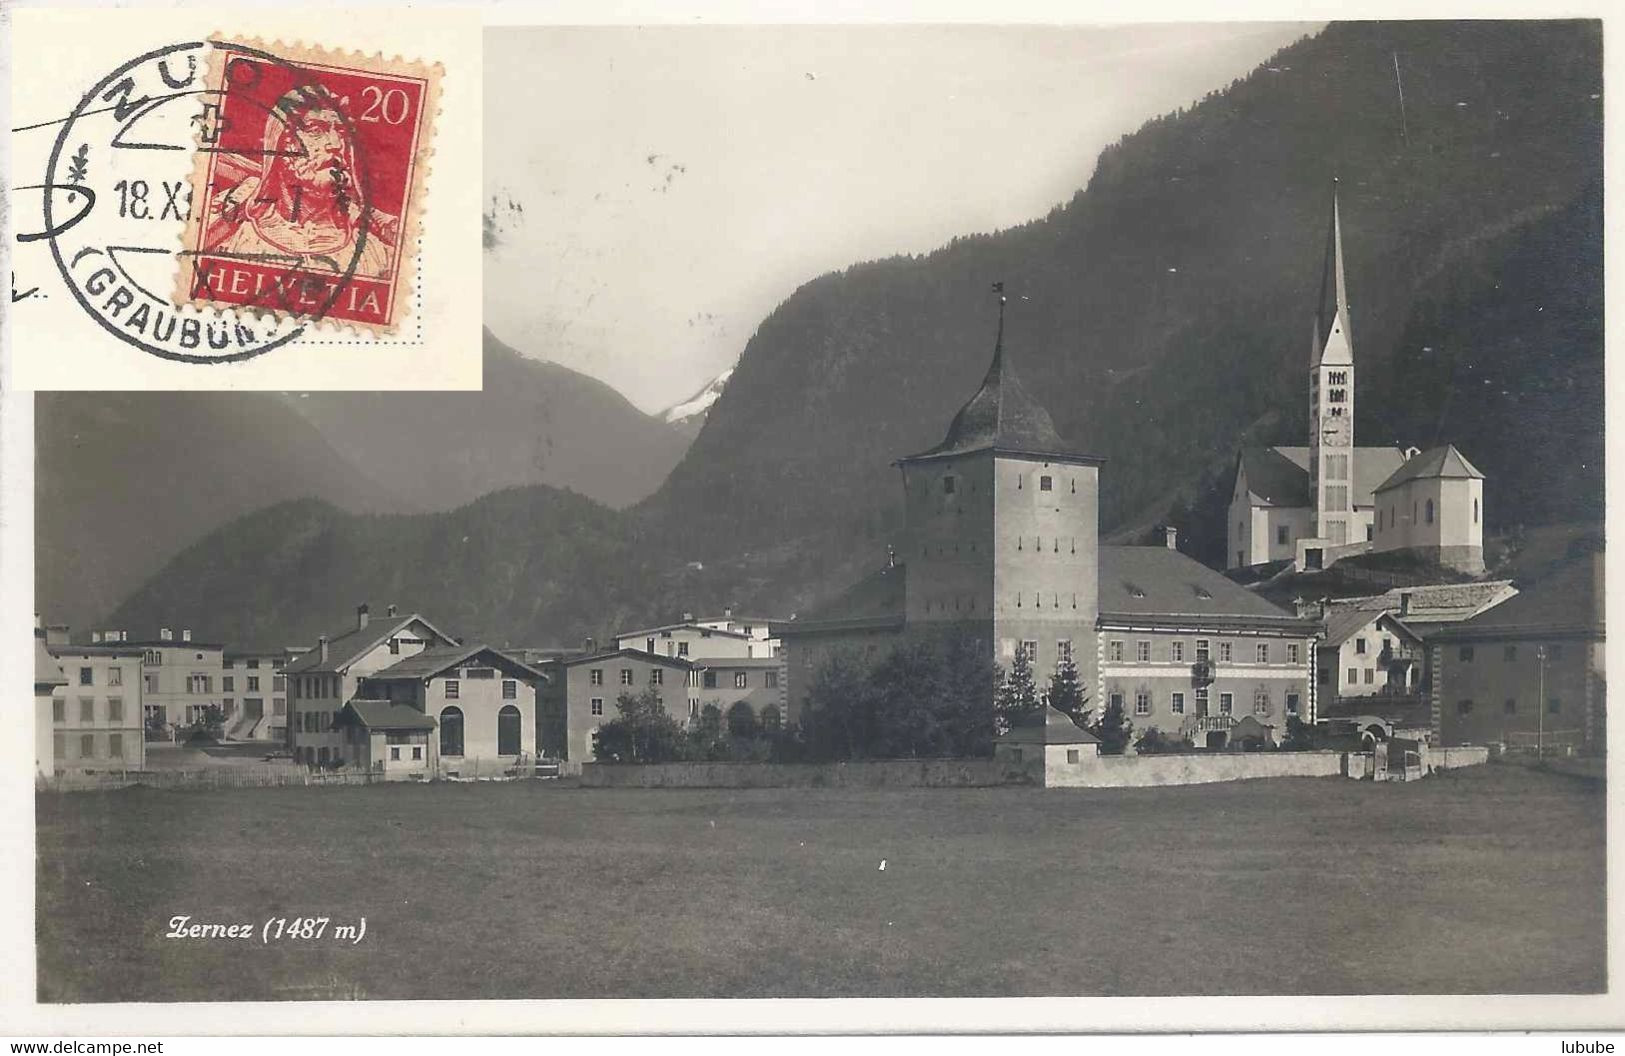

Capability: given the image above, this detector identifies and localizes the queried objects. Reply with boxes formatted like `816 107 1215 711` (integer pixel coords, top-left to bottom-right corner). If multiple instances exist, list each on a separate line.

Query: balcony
1379 642 1420 665
1192 715 1236 733
1190 659 1216 683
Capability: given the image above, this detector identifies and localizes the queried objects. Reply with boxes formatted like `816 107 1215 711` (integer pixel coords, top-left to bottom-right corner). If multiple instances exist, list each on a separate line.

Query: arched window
760 704 782 731
1474 497 1480 524
1425 499 1435 525
497 704 522 756
727 700 757 738
440 706 464 757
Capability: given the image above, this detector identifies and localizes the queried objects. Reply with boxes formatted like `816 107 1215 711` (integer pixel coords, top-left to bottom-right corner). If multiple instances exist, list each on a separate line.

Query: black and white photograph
10 12 1614 1033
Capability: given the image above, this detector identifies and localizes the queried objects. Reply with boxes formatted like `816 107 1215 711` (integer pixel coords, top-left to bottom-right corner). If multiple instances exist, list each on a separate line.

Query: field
36 762 1605 1002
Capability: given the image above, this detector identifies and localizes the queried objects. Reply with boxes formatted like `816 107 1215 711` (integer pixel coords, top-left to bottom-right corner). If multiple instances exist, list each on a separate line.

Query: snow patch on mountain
662 367 734 427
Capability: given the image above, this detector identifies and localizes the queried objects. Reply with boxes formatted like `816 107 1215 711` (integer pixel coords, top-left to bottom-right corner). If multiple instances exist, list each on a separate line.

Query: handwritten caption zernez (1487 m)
164 914 368 945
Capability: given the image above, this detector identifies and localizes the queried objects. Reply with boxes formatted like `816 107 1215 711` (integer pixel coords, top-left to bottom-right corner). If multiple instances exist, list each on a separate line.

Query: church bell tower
1308 179 1355 547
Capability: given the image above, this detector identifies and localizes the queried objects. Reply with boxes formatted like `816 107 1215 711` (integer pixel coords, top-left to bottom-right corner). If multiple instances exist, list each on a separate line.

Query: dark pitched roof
337 700 437 731
1373 444 1485 493
367 644 547 682
1433 554 1603 639
1320 608 1421 649
549 647 695 670
900 335 1099 464
999 706 1099 745
35 638 66 690
1236 446 1406 508
1329 581 1518 626
1099 546 1306 625
284 612 457 675
775 563 909 636
615 622 751 641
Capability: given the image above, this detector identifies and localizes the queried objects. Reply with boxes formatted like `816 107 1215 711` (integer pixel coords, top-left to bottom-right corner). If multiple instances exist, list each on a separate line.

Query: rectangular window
1195 686 1209 710
52 699 65 723
1364 668 1375 684
734 672 749 689
81 734 96 759
703 671 718 689
502 680 517 699
1109 691 1124 712
108 733 124 760
678 642 690 657
620 669 634 686
1288 643 1300 665
223 676 235 692
1355 638 1367 655
1318 667 1330 686
1256 643 1269 664
412 746 423 760
1326 453 1349 479
247 659 260 669
1286 693 1301 715
1276 525 1290 546
445 680 460 699
389 638 401 655
1326 485 1349 509
1170 692 1185 715
79 698 95 723
1020 640 1038 663
78 666 93 686
1347 668 1358 685
590 669 604 686
273 698 286 715
108 666 122 687
108 697 124 722
1134 692 1151 716
1109 641 1124 662
765 671 780 688
273 675 285 691
1057 639 1074 664
144 674 159 694
650 669 664 686
1219 693 1233 715
1218 641 1232 662
1039 475 1053 492
1254 690 1270 716
1195 640 1210 661
390 746 401 761
590 698 604 716
143 650 161 666
53 732 65 761
1066 749 1080 764
1170 641 1184 663
187 674 212 694
1549 697 1562 714
246 676 260 692
943 475 956 494
1136 641 1150 663
1459 646 1475 662
1457 699 1474 715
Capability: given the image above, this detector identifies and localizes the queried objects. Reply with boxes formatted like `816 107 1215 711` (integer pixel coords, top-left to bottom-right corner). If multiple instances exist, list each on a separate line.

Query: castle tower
1309 179 1355 547
895 287 1104 694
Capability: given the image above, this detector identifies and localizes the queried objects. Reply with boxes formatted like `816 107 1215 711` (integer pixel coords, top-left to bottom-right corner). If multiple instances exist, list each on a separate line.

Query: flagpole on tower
992 281 1007 350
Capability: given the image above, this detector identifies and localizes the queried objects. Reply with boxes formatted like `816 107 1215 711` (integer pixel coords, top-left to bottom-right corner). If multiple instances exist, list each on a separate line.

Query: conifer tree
995 648 1042 735
1047 654 1089 726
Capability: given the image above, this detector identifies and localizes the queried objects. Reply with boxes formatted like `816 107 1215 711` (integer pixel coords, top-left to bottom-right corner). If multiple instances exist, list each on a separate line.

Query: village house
84 626 223 734
34 624 67 778
1426 552 1605 753
222 646 301 743
615 620 755 660
46 631 148 774
538 648 693 762
687 656 787 733
283 604 459 767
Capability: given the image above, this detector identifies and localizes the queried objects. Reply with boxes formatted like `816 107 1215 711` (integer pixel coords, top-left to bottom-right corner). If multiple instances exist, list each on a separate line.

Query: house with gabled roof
537 648 695 762
283 603 459 767
1370 443 1487 574
359 644 547 773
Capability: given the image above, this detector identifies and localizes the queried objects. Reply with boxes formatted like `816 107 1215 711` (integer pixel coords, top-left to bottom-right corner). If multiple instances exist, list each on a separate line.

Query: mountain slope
659 368 734 441
638 20 1602 573
282 329 688 512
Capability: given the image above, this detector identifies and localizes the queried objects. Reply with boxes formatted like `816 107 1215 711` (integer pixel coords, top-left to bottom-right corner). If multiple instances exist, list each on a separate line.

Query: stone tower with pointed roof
1309 178 1356 551
895 292 1105 692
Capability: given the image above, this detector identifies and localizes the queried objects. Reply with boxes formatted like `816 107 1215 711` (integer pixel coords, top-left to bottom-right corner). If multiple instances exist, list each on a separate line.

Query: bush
1134 727 1192 754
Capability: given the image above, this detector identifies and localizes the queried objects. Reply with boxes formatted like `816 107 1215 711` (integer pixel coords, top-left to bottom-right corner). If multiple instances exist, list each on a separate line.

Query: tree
726 700 759 739
592 688 684 763
1090 695 1134 755
1047 654 1089 726
995 647 1042 735
1282 714 1318 751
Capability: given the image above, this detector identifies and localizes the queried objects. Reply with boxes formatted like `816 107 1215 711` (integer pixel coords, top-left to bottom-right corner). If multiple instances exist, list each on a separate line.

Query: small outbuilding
335 699 436 779
994 706 1100 784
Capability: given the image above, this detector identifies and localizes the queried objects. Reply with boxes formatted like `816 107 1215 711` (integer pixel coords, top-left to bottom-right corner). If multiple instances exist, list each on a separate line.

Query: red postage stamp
174 38 442 333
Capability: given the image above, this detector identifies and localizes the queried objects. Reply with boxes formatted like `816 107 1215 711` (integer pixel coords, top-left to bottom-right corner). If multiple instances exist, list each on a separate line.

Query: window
761 705 782 731
1276 525 1290 546
1425 499 1435 525
1136 641 1151 663
1219 693 1233 715
1109 691 1124 712
646 638 656 654
1457 699 1474 715
273 698 286 715
1504 698 1517 715
108 733 124 760
1195 640 1210 661
1548 697 1562 714
1109 641 1124 662
943 475 956 495
1218 641 1232 662
412 746 423 761
1459 646 1475 662
1326 453 1349 479
1134 692 1151 716
1504 645 1517 662
1066 749 1080 764
590 698 604 716
1347 668 1358 685
590 669 604 686
1355 638 1367 655
246 676 260 692
1254 689 1270 716
389 638 400 655
1057 639 1074 664
498 705 523 756
108 666 123 687
52 699 65 723
765 671 780 689
81 734 96 759
1020 641 1038 663
78 666 93 686
1287 644 1300 665
1286 693 1301 715
1256 643 1269 664
223 676 236 692
439 706 464 756
1195 686 1209 711
503 679 518 699
1364 668 1375 684
650 669 663 686
445 680 460 699
1366 524 1374 542
703 671 718 689
79 698 94 722
1474 497 1480 524
187 674 211 694
1326 485 1348 510
108 698 123 722
678 642 689 657
53 732 64 761
1170 692 1185 715
1170 641 1184 663
1039 475 1053 492
1328 370 1347 386
620 669 634 686
390 746 401 761
143 649 161 666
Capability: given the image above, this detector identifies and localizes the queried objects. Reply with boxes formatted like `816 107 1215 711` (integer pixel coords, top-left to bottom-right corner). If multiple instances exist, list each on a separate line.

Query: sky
483 23 1317 414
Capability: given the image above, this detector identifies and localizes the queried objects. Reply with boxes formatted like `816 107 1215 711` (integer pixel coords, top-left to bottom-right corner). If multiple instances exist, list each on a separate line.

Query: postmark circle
42 39 378 364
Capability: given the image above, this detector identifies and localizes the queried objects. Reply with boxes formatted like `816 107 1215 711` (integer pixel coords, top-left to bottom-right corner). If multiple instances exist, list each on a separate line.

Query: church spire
1314 178 1353 366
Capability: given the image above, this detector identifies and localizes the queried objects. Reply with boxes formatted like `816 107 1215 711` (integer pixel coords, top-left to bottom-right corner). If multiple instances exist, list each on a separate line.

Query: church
1227 182 1486 576
777 292 1318 746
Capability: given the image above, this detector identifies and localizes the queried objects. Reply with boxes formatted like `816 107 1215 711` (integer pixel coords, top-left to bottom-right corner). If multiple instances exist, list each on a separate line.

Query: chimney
1161 525 1179 551
182 629 192 643
1404 445 1420 461
387 604 398 618
160 628 173 641
682 611 694 622
724 607 733 619
356 603 370 631
1400 592 1413 617
318 635 329 664
583 636 596 654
